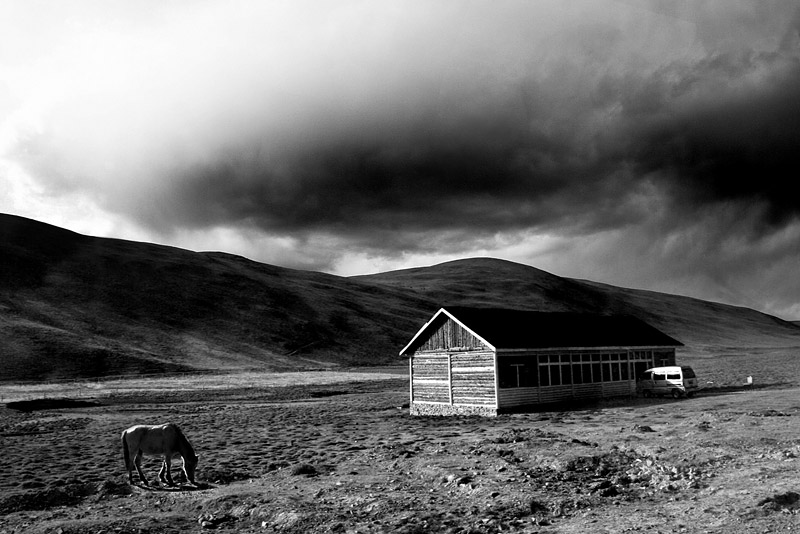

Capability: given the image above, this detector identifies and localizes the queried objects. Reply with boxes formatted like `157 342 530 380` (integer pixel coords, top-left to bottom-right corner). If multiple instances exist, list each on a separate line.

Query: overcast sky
2 1 799 320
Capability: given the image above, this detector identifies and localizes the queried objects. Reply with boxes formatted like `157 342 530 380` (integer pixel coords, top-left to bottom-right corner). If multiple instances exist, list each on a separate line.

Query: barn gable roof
400 307 683 355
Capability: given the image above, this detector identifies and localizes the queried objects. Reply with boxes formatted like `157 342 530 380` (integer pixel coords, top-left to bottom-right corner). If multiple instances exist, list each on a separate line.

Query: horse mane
174 425 197 460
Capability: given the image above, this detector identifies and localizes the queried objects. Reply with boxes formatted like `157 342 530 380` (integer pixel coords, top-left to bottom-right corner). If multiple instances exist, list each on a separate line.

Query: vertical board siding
418 318 488 352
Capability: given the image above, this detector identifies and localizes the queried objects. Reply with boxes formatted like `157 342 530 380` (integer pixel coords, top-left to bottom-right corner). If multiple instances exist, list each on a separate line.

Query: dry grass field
1 354 799 534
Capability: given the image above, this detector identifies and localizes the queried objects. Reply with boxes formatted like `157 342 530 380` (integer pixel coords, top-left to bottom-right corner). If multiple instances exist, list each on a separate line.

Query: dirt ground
1 368 799 534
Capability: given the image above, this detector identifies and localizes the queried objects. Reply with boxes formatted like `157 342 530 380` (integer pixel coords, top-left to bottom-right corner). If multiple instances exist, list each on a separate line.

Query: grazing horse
121 423 198 486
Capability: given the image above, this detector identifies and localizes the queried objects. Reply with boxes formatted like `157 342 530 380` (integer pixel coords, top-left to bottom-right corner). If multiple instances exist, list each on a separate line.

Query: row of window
498 354 654 388
531 352 650 363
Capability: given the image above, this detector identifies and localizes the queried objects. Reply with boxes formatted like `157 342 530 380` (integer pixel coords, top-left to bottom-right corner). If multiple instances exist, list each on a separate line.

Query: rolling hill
2 213 799 381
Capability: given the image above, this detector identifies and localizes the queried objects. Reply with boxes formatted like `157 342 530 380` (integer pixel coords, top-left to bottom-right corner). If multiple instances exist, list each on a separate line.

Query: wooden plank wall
411 354 449 404
411 351 496 407
602 381 636 397
451 351 495 406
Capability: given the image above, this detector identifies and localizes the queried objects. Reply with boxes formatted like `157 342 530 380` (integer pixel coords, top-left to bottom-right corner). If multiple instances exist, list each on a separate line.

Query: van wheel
671 389 681 399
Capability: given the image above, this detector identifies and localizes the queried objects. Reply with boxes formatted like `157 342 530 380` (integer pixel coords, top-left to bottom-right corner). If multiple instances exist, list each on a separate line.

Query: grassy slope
0 214 434 380
2 214 799 380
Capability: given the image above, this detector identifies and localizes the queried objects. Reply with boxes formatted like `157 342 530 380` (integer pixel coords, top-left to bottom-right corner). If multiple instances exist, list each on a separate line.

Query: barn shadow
497 381 791 415
691 381 792 397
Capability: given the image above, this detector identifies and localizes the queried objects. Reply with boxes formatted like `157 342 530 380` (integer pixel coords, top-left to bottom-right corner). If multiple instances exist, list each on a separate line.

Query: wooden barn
401 307 683 416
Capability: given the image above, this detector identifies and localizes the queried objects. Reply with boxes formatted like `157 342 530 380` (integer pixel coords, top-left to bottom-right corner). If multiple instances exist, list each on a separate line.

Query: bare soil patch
1 368 799 533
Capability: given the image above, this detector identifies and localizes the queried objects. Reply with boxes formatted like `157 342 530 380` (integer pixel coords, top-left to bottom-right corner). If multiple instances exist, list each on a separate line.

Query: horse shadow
132 481 213 492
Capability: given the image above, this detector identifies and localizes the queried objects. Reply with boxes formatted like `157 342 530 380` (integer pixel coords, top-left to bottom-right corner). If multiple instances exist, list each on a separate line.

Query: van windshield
681 367 696 378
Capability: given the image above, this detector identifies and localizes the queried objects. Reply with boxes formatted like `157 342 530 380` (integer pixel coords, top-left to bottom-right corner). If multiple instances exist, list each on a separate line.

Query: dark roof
403 307 682 353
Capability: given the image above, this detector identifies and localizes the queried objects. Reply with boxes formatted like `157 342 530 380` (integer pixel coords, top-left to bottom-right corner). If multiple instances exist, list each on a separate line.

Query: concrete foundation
409 402 497 417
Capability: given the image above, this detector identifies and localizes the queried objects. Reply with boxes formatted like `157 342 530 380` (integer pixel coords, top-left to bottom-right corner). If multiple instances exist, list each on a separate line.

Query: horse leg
122 432 134 484
164 456 175 486
134 450 149 486
126 455 134 485
158 459 167 485
159 457 175 486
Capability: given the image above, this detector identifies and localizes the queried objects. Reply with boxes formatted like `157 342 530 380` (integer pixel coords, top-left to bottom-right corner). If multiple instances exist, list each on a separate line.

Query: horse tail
122 430 131 470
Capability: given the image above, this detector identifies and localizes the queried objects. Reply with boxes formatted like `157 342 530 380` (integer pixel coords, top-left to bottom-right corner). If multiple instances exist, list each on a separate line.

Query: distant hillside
354 259 800 356
2 214 800 381
0 214 436 380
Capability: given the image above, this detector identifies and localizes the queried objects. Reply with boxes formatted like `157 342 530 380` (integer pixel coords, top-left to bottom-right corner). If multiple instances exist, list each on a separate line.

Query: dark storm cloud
36 0 782 256
135 46 799 255
627 50 800 227
4 1 800 319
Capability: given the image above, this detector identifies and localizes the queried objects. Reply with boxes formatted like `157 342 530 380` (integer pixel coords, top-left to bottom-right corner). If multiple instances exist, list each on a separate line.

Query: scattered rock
748 409 790 418
757 491 800 513
290 463 318 476
529 498 548 515
269 510 303 530
198 512 235 529
589 479 612 492
600 485 620 497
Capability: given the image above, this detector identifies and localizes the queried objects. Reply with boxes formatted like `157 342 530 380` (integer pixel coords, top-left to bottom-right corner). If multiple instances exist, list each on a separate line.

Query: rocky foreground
1 376 799 533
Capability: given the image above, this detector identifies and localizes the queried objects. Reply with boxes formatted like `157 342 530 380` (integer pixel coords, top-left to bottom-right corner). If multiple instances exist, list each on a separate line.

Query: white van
636 366 699 399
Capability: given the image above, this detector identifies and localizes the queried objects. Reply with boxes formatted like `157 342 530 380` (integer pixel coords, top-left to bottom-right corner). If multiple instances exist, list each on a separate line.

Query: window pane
550 365 561 386
561 364 572 385
592 363 601 383
540 364 550 386
520 364 537 388
602 363 611 382
582 363 592 383
498 365 515 388
621 362 629 381
573 364 583 384
611 362 621 381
